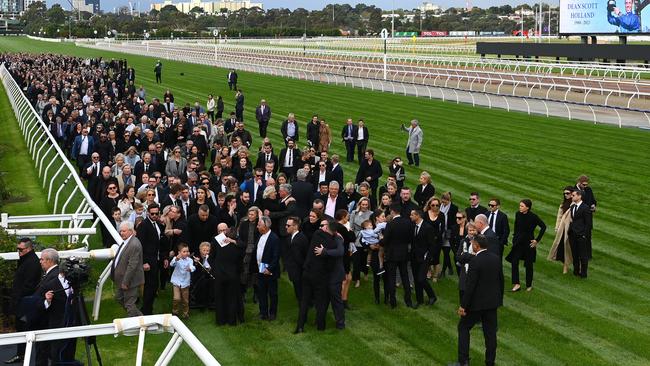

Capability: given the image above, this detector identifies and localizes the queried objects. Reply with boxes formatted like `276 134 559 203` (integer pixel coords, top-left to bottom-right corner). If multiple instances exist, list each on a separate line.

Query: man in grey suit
111 221 145 317
401 119 423 167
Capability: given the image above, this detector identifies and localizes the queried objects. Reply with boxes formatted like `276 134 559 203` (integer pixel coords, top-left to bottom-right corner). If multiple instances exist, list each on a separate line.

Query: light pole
391 0 395 38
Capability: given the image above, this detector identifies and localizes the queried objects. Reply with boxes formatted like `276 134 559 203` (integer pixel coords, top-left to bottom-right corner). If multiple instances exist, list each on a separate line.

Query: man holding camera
4 238 40 364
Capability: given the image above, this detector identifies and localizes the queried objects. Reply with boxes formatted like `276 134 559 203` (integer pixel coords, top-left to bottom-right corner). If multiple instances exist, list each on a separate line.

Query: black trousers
141 266 159 315
76 154 90 174
228 82 236 90
214 277 241 325
458 308 498 366
411 260 436 304
344 140 355 162
290 274 303 305
159 258 170 290
235 108 244 122
297 276 328 330
441 246 453 274
155 73 161 83
369 250 387 303
256 274 278 318
570 233 589 277
406 148 420 166
258 121 268 138
327 281 345 328
352 247 368 281
356 140 367 164
511 256 534 288
385 260 413 307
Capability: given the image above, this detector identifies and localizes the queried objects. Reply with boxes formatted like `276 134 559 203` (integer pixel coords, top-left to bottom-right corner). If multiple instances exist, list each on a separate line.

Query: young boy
191 242 215 309
128 202 146 223
170 243 196 319
361 213 387 275
111 207 122 231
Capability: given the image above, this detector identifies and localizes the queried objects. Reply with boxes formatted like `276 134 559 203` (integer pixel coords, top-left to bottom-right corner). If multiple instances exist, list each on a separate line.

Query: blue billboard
559 0 650 34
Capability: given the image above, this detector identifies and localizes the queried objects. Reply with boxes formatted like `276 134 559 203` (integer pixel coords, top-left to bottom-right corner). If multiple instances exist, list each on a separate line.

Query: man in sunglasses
487 198 510 256
136 203 166 315
4 238 40 364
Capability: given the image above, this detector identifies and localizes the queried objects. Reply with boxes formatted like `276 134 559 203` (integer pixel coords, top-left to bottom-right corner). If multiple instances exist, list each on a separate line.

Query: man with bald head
474 214 501 258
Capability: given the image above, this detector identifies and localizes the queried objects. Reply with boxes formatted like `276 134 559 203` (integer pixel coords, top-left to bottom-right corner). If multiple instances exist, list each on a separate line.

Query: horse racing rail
0 314 219 365
84 41 650 127
0 64 121 320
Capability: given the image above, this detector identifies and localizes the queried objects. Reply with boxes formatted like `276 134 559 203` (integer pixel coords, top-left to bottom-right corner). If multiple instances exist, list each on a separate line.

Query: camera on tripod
60 257 90 290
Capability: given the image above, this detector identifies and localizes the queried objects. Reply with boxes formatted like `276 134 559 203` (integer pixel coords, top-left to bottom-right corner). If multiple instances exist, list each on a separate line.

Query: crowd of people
2 53 597 366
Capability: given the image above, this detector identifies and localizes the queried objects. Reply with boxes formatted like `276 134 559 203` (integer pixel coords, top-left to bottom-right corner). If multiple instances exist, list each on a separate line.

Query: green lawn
1 36 650 365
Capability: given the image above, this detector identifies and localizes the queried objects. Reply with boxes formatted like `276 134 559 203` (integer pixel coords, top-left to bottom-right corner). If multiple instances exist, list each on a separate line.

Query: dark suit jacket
356 126 369 143
278 147 301 169
33 266 66 329
414 184 435 208
466 205 489 222
11 250 40 309
321 194 348 216
291 180 314 219
71 135 95 159
355 159 383 189
133 161 155 186
569 203 592 237
209 240 244 282
341 124 357 141
462 250 504 311
323 234 345 284
255 152 279 172
383 215 414 262
481 227 501 257
285 232 309 282
411 221 435 263
302 230 333 281
257 231 281 278
255 105 272 124
488 210 510 247
280 120 299 142
329 164 344 187
136 218 164 267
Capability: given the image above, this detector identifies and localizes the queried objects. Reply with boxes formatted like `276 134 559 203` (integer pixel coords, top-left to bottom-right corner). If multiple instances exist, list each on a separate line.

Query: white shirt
489 210 499 232
480 226 489 235
284 148 293 167
318 170 327 185
44 274 71 310
79 135 89 155
357 127 364 140
256 231 271 264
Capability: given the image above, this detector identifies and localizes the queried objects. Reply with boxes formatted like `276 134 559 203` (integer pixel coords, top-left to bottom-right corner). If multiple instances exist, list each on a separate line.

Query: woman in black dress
189 187 216 217
507 199 547 292
388 157 406 188
100 183 121 248
449 210 468 276
423 196 446 280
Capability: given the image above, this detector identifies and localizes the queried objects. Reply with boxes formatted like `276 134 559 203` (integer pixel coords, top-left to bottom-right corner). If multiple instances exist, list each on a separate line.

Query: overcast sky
73 0 559 13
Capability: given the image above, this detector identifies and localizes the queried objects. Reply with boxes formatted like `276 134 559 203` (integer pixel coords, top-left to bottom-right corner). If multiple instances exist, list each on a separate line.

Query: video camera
608 0 617 12
60 257 91 290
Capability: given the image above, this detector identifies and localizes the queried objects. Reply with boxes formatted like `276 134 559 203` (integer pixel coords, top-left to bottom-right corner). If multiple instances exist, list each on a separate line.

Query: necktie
288 150 293 166
96 163 100 176
184 202 188 217
414 225 419 237
489 213 495 231
571 204 576 217
112 241 126 274
266 154 271 162
144 164 148 171
348 125 352 137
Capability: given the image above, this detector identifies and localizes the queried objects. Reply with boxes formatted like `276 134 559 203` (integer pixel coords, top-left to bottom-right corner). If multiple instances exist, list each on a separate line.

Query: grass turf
1 36 650 365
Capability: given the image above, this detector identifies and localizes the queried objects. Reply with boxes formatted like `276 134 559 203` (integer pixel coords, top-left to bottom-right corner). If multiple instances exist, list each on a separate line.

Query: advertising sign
560 0 650 34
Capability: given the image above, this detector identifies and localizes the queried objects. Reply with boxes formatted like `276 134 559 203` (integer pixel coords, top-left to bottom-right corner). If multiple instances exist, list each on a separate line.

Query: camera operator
4 238 40 364
33 248 74 366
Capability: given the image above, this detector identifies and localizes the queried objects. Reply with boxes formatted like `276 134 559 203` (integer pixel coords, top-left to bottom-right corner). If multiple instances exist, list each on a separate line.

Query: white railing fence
0 314 220 366
0 63 121 319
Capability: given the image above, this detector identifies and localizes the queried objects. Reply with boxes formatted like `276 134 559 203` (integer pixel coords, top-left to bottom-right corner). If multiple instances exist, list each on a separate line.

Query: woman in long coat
507 199 546 292
547 187 574 274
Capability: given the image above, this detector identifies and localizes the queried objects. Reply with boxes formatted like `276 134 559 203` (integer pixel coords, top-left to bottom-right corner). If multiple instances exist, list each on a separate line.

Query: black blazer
34 266 67 329
257 231 281 278
466 205 489 222
414 184 435 208
569 203 592 237
278 147 301 168
323 233 345 284
11 250 41 308
291 180 314 219
411 221 435 263
321 194 348 217
481 227 501 257
133 161 155 186
488 210 510 247
355 159 383 189
280 120 299 142
383 215 414 262
255 152 279 172
209 240 244 282
340 124 357 141
356 126 369 143
329 164 344 188
461 250 504 311
136 218 164 267
302 230 333 280
285 232 309 282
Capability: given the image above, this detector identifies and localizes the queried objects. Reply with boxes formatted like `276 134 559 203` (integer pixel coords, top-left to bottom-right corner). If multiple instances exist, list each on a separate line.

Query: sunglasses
469 198 477 201
320 223 327 227
16 247 28 252
455 216 464 220
147 193 155 196
488 204 496 207
149 212 160 216
108 186 117 190
430 204 439 207
563 192 571 195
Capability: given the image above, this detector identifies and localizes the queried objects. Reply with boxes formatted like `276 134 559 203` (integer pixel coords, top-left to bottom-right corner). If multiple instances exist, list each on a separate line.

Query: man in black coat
291 169 314 219
279 139 301 181
280 114 299 146
329 155 344 188
187 206 219 254
306 115 320 149
136 203 165 315
576 175 597 259
355 119 369 163
255 142 279 173
474 214 501 258
355 149 383 205
5 239 40 364
382 204 415 309
340 118 357 162
255 216 281 320
569 189 593 278
398 187 419 217
227 69 238 90
255 99 272 138
409 210 437 306
456 235 503 366
487 198 510 251
317 218 346 329
235 89 244 122
465 192 489 222
283 217 309 304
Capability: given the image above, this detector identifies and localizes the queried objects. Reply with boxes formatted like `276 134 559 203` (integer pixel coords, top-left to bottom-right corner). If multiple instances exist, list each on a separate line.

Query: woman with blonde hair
423 196 445 280
548 186 575 274
414 171 435 209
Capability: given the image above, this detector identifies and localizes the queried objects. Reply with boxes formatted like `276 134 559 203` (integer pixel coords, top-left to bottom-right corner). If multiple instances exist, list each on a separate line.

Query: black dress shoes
268 314 277 321
427 297 437 306
293 327 304 334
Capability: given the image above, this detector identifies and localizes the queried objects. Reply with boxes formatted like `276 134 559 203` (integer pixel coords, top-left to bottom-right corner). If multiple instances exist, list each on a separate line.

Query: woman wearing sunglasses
548 186 576 274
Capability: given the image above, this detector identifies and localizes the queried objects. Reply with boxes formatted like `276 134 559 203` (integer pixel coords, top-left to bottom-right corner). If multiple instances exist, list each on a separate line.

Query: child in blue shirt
170 243 196 318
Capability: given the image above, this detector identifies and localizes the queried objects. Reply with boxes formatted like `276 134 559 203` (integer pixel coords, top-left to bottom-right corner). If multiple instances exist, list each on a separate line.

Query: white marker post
213 29 219 61
144 32 150 52
380 28 389 80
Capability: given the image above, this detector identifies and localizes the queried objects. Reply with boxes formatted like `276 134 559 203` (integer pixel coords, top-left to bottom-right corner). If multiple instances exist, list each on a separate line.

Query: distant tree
47 4 66 24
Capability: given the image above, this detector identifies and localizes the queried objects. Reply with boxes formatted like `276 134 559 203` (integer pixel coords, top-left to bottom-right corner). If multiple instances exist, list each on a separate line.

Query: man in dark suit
84 153 105 196
355 149 383 205
4 238 41 364
284 217 309 304
474 214 501 258
316 218 346 330
576 175 597 259
280 114 299 146
487 198 510 254
455 234 503 366
306 115 320 149
134 152 155 187
255 99 272 138
235 89 245 122
465 192 489 222
341 118 357 162
71 127 95 173
291 169 314 219
322 181 348 219
227 69 238 90
279 139 300 180
255 142 279 173
187 205 218 254
569 189 593 278
398 187 419 218
382 204 415 309
136 203 164 315
255 216 281 320
329 155 344 188
355 119 369 163
409 210 437 306
112 221 145 317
